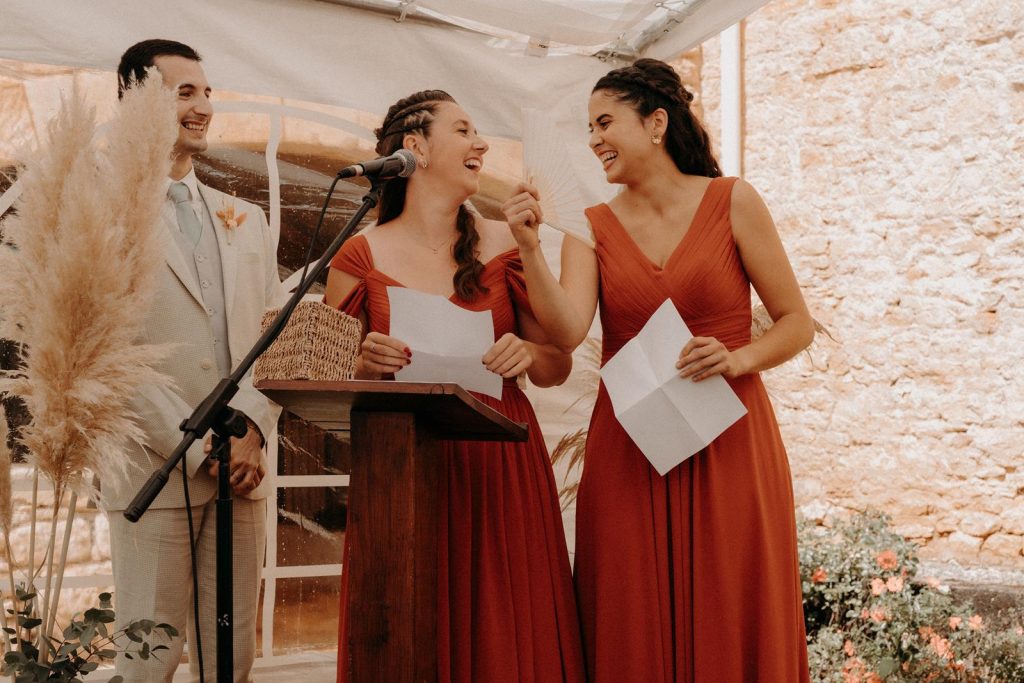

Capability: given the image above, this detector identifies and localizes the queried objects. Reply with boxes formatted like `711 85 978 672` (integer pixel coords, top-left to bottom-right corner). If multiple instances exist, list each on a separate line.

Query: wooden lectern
256 380 527 681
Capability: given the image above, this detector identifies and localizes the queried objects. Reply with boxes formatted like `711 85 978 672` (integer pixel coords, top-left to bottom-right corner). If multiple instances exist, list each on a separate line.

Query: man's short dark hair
117 39 202 99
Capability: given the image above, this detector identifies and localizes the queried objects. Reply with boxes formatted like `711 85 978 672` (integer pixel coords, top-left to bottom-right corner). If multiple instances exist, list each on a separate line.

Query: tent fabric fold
0 0 767 138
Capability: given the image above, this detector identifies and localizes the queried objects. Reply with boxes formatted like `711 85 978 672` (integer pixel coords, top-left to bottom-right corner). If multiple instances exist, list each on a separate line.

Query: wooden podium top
257 379 528 442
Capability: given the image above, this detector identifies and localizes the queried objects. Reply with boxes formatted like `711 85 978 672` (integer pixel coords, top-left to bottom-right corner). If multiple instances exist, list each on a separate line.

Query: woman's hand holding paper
676 336 746 382
359 330 411 378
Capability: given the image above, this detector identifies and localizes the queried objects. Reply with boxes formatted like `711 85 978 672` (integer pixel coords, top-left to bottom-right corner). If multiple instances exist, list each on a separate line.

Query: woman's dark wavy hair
374 90 488 301
593 58 722 178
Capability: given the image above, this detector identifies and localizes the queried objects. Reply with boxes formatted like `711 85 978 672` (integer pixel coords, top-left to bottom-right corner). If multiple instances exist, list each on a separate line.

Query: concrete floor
90 652 337 682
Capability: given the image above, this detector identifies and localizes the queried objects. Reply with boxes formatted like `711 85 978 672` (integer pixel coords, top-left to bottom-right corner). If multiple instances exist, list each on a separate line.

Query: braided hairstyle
374 90 488 301
593 58 721 178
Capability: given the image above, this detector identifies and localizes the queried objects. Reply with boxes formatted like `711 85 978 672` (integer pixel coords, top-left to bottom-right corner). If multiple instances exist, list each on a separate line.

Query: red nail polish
406 349 412 357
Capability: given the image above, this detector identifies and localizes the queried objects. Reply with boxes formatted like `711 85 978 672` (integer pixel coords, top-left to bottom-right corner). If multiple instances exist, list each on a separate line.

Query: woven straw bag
253 300 362 382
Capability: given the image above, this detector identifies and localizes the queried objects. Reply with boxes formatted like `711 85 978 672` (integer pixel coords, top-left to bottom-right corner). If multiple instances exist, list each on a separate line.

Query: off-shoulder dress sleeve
328 234 373 317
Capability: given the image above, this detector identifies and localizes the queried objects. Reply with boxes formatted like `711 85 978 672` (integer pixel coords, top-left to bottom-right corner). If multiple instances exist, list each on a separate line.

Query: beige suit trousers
107 495 267 683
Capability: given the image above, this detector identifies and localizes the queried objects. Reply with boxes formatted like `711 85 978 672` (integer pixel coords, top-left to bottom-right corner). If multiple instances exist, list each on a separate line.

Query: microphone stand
124 178 383 683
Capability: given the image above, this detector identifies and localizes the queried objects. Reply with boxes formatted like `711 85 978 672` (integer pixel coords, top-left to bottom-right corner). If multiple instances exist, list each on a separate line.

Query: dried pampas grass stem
0 406 11 653
0 405 11 537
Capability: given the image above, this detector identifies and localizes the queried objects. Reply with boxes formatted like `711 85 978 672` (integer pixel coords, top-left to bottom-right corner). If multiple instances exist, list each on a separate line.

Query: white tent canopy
2 0 767 139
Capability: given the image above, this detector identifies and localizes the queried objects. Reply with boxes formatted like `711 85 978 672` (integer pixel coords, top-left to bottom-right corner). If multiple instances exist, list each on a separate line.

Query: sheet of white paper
600 299 748 475
387 287 503 399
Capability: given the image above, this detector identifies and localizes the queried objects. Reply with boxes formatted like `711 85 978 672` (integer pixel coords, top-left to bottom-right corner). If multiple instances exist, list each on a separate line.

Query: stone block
7 515 94 567
960 511 1002 538
1000 506 1024 535
894 523 934 540
930 532 984 559
980 533 1024 560
92 513 111 562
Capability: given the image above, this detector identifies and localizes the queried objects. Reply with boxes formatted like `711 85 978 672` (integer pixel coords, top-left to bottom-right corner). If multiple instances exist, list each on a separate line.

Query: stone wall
1 467 113 627
697 0 1024 572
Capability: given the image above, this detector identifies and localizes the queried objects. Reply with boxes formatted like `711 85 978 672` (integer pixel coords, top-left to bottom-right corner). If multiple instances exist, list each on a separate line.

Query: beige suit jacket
103 181 283 511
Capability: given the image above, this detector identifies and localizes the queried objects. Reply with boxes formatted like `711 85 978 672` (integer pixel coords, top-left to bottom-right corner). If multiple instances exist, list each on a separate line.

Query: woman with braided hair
326 90 585 682
503 58 812 680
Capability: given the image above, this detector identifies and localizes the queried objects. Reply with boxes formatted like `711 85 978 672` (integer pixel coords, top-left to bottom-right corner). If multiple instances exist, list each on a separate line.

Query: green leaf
79 624 96 648
18 617 41 630
21 641 39 661
79 661 98 672
876 658 899 677
157 623 179 638
110 677 125 683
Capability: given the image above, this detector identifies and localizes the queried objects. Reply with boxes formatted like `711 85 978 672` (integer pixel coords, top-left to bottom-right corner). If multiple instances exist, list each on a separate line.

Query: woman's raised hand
502 181 543 250
359 331 411 377
482 332 533 378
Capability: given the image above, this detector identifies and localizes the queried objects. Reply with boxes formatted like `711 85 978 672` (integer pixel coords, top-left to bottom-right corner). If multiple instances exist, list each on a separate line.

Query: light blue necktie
168 181 202 247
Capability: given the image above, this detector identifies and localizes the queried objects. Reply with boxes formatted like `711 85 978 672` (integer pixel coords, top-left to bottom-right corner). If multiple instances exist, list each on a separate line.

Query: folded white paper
387 286 503 399
600 299 748 475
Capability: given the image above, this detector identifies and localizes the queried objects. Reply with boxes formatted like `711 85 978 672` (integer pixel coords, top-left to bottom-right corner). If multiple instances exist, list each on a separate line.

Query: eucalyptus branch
3 591 179 682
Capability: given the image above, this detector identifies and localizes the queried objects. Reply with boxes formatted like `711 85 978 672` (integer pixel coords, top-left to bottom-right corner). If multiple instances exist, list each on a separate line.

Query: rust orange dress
331 234 585 683
574 177 810 682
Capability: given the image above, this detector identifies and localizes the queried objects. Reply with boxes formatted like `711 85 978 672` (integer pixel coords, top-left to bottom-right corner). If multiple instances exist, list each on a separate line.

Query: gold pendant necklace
424 235 453 254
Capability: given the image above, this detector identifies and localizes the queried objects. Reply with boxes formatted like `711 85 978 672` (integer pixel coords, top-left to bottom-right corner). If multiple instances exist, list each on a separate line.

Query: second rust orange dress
574 177 810 682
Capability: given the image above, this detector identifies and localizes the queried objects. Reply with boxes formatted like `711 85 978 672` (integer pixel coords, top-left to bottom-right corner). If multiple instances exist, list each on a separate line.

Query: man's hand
205 418 266 495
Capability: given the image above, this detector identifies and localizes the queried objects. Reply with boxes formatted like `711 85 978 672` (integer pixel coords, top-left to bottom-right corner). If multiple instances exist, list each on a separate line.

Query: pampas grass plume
0 74 178 497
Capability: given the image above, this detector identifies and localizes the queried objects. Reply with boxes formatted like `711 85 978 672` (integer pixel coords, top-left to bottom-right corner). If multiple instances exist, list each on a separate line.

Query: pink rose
875 549 899 570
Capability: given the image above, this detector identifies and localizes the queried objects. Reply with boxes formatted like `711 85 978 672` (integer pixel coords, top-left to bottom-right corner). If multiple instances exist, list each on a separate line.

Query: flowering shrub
799 511 1024 682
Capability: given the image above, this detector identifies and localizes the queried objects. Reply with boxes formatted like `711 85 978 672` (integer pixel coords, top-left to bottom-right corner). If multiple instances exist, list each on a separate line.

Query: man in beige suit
103 39 281 683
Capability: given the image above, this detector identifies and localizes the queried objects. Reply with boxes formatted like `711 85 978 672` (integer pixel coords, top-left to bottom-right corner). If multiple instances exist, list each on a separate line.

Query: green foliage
2 590 178 682
800 511 1024 682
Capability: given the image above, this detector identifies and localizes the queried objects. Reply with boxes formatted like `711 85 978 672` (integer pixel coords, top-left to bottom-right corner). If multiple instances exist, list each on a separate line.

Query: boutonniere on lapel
216 199 247 244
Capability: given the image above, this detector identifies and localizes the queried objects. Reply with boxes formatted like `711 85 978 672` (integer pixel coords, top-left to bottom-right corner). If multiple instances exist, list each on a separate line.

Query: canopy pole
719 21 745 178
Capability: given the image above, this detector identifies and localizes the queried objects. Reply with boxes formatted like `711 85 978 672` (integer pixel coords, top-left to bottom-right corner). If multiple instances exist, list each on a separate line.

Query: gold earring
419 158 428 169
651 135 662 145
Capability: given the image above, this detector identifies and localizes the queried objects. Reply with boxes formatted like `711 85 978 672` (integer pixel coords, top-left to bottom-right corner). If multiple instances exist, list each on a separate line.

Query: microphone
337 149 417 180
